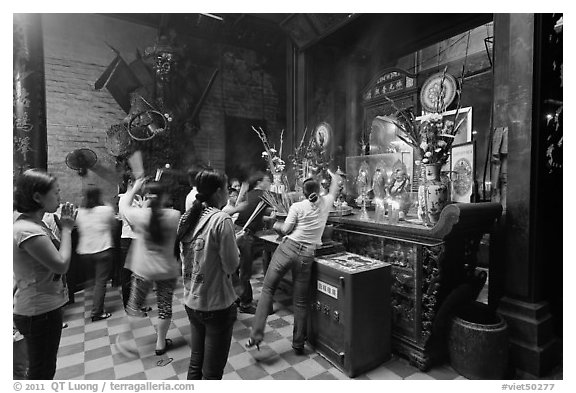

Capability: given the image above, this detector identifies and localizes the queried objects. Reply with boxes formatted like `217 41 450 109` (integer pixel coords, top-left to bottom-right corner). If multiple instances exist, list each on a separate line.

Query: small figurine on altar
319 175 330 196
372 168 387 200
387 160 411 219
356 160 370 196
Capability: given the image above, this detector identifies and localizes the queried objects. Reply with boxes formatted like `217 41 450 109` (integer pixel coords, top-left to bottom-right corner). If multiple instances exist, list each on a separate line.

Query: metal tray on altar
329 206 353 217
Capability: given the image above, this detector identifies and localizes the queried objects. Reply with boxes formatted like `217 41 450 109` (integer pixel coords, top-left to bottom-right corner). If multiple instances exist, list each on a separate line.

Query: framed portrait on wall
443 106 472 145
450 142 475 203
416 106 473 146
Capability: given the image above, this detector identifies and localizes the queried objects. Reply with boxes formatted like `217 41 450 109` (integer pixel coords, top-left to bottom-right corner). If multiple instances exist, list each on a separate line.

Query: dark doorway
225 116 268 182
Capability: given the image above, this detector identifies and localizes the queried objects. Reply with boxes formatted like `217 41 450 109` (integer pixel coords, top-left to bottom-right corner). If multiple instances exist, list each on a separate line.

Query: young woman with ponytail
246 169 342 354
116 177 181 356
177 169 242 379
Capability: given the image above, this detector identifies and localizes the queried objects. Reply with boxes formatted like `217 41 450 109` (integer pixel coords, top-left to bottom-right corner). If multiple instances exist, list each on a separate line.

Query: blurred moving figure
222 187 240 222
227 172 271 314
76 186 116 322
117 175 142 308
185 167 200 211
116 178 181 356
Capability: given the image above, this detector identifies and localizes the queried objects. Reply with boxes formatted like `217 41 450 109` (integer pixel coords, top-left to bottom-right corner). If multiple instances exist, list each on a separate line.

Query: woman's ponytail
145 182 166 245
303 178 321 204
307 192 318 203
176 169 228 241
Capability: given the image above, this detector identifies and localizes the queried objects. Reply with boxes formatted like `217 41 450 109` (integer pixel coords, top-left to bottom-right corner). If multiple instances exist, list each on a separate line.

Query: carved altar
328 202 502 370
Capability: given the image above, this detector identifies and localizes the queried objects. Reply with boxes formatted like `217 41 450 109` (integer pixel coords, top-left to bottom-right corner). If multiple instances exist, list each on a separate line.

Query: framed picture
416 106 473 146
450 142 475 203
445 106 472 145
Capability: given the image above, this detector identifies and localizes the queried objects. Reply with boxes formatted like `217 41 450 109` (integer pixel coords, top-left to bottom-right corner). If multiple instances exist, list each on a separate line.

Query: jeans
251 237 314 349
80 249 113 316
185 304 237 380
235 232 255 306
13 307 63 380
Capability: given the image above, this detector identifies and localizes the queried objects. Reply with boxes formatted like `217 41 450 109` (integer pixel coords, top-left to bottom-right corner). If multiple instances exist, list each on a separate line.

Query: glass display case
345 153 414 220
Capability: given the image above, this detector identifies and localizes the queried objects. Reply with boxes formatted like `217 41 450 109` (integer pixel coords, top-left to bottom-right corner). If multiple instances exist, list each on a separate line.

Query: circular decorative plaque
420 72 458 113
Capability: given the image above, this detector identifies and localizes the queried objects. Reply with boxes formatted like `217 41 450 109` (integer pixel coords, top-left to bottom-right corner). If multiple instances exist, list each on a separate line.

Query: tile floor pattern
55 270 469 381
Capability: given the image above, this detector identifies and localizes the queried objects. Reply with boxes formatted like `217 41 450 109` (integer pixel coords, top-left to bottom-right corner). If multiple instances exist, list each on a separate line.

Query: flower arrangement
289 127 309 175
376 70 465 167
289 126 331 181
251 126 286 174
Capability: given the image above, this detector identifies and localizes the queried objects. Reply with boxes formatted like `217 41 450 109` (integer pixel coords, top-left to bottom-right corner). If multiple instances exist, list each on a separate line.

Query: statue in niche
387 160 411 219
356 160 371 197
372 167 387 200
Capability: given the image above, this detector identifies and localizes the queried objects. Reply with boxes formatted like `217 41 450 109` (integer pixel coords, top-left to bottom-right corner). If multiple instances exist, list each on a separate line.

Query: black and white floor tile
54 264 469 381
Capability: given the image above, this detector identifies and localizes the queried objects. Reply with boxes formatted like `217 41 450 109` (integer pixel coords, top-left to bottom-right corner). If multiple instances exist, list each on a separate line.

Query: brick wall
43 14 157 205
42 14 284 207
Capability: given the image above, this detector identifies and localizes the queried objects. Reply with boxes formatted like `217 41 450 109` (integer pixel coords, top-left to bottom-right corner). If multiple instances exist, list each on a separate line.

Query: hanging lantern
144 35 181 82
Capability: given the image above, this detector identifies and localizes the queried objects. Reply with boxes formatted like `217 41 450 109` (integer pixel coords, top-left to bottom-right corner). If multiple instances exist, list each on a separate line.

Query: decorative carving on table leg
391 336 433 371
409 351 433 371
420 244 444 344
390 269 416 335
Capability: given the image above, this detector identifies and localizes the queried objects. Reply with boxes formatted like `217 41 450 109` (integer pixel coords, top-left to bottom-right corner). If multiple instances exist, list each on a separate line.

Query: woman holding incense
227 171 271 314
245 169 341 354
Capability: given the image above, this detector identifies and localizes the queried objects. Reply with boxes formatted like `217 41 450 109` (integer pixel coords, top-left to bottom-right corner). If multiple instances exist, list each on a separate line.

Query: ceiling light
201 13 224 21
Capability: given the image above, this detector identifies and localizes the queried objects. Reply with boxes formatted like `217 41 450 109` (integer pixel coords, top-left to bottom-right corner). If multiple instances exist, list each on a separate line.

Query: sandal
91 312 112 322
155 338 173 356
245 337 261 351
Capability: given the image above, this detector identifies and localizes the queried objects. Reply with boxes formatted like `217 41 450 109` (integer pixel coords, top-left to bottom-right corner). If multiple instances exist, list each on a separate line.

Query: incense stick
261 191 291 214
242 201 266 232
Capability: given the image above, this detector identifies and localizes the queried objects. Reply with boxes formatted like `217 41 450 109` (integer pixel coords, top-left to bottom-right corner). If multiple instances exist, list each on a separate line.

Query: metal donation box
308 252 391 377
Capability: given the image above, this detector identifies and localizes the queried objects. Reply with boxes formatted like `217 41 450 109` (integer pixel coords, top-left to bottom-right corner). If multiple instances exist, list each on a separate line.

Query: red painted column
13 13 48 173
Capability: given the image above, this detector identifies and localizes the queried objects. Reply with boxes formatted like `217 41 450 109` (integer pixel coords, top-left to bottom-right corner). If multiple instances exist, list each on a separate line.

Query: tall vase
417 165 429 225
424 164 448 225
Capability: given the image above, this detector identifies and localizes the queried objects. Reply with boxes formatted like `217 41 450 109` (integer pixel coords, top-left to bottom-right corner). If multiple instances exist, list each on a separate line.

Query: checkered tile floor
54 261 472 381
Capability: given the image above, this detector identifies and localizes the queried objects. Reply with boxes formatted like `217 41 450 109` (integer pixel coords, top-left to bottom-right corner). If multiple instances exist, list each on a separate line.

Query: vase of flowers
289 126 332 191
252 126 289 193
375 70 465 226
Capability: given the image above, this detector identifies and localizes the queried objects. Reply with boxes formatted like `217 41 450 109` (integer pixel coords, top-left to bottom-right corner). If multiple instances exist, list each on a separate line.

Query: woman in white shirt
246 170 341 354
116 176 142 308
75 187 116 322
